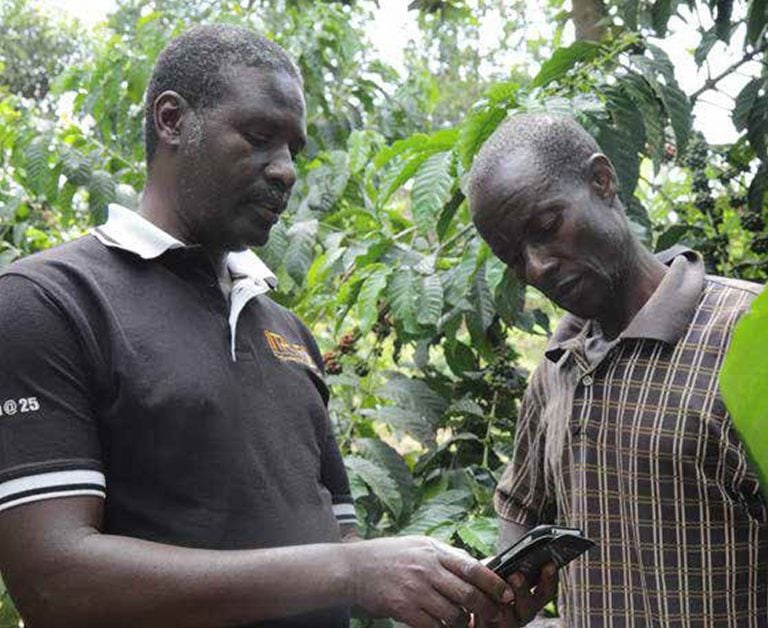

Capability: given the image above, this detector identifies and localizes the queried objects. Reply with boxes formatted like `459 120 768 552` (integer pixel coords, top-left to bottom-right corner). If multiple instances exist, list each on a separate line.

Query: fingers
432 569 504 624
393 587 469 628
437 546 515 606
508 562 558 625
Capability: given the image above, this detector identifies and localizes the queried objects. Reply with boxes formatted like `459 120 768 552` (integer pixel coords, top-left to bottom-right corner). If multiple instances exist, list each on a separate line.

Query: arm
0 496 515 628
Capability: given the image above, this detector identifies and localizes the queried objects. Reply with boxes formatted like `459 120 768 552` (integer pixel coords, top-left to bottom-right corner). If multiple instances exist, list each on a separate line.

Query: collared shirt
0 204 354 626
495 249 767 627
93 203 278 360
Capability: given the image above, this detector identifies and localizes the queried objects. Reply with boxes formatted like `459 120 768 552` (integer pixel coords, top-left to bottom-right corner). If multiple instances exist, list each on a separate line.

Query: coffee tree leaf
456 516 499 557
416 273 444 328
531 40 602 88
356 264 392 335
412 150 454 235
344 455 403 519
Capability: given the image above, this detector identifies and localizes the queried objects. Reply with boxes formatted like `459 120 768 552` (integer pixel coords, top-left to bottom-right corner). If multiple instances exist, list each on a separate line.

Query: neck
139 165 228 276
597 239 668 339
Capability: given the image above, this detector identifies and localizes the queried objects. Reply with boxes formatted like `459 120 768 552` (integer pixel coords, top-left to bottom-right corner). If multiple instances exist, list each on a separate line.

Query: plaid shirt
495 249 767 626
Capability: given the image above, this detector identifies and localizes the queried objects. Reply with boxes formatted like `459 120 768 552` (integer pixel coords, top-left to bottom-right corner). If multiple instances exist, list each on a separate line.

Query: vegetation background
0 0 767 625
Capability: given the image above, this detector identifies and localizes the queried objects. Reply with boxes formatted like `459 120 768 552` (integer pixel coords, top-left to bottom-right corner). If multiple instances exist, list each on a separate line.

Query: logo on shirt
0 397 40 417
264 331 320 374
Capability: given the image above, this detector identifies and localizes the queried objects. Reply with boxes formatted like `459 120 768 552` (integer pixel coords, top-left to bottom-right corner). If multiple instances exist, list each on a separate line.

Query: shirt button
581 375 593 386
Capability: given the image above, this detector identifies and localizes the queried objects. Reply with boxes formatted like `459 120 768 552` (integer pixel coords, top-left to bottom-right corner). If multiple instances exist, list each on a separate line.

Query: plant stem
482 391 499 469
690 42 768 104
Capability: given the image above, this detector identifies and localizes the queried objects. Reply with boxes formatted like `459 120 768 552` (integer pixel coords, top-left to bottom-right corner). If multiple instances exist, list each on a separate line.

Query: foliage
0 0 767 626
0 0 86 101
720 287 768 497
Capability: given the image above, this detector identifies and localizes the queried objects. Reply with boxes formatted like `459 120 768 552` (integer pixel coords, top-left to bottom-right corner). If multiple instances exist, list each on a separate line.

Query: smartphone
485 524 595 583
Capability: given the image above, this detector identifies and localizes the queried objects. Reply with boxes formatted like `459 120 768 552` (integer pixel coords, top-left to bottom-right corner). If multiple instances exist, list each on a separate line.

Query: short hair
144 24 301 164
468 113 602 206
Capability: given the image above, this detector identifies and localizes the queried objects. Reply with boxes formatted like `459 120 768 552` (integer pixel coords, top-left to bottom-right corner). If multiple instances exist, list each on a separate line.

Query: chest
90 267 330 474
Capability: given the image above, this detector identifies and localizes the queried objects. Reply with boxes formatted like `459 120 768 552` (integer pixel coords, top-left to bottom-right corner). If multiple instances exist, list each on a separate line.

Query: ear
586 153 617 201
152 90 189 151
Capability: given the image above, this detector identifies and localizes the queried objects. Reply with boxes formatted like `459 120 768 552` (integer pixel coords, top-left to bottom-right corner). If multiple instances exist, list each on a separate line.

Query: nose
523 246 557 285
265 147 297 191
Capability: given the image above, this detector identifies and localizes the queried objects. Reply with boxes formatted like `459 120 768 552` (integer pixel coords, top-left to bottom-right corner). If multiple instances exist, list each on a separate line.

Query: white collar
92 203 277 288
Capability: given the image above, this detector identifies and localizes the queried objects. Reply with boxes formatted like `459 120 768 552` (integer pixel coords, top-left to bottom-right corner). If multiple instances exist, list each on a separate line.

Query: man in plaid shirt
468 113 767 627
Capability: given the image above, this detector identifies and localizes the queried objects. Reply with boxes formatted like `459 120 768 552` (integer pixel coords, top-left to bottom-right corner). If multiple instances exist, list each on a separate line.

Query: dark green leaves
531 41 603 88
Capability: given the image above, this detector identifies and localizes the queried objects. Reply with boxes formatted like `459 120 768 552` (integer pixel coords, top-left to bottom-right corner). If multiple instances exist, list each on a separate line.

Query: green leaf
598 86 645 202
388 268 419 335
459 105 508 168
444 340 478 376
494 267 525 326
347 129 383 175
87 169 117 224
411 151 454 235
364 406 438 445
469 262 495 332
655 224 689 252
719 287 768 497
746 96 768 160
285 219 319 286
379 373 449 422
417 273 444 327
747 0 768 45
715 0 734 41
622 73 666 166
344 455 403 518
356 265 392 335
24 135 50 196
400 490 472 536
651 0 673 36
356 438 416 519
437 191 466 241
694 28 718 67
748 164 767 215
457 516 499 556
733 79 761 132
531 41 602 88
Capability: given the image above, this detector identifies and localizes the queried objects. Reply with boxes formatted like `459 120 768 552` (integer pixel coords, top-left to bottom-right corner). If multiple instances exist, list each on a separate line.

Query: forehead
216 64 306 124
472 153 545 227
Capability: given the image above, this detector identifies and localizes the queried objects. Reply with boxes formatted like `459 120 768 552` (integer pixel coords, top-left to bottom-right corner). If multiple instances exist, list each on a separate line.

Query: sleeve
321 427 356 528
0 274 105 513
494 365 555 527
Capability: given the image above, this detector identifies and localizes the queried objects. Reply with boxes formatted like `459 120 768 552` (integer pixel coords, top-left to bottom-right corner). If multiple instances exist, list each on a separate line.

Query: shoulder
699 275 763 318
684 275 765 350
1 235 112 291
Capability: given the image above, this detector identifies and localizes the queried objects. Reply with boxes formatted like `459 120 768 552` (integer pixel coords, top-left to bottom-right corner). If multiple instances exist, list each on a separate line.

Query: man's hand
472 563 558 628
347 535 516 628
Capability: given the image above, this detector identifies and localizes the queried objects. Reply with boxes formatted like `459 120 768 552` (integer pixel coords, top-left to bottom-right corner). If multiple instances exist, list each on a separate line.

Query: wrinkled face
176 65 306 250
471 155 632 319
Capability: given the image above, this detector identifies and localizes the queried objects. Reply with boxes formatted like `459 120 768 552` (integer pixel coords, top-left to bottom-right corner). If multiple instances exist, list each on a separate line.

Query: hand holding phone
485 524 595 583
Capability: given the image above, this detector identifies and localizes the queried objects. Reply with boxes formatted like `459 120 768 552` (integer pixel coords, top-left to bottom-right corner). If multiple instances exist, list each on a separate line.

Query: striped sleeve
494 365 555 526
0 274 105 512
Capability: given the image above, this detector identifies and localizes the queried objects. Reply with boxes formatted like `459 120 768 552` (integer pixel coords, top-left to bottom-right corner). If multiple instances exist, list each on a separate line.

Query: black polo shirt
0 204 354 626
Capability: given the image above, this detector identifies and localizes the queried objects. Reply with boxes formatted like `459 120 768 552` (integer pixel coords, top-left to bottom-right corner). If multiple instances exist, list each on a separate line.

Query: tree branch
690 42 768 104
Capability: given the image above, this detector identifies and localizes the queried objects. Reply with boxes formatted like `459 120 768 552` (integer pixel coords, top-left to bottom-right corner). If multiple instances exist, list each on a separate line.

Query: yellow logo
264 330 319 373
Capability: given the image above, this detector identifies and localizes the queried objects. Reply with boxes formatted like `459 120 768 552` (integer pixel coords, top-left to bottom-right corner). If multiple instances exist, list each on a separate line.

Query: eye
244 132 269 147
532 214 562 240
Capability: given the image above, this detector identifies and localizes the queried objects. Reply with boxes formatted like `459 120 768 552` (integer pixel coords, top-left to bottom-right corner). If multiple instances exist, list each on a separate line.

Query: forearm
13 529 355 627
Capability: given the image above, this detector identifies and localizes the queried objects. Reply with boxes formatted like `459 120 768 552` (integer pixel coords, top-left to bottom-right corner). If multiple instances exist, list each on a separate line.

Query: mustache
243 186 290 212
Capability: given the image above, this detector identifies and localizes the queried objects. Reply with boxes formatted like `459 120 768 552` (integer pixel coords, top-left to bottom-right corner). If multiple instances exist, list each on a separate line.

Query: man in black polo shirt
0 25 516 627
